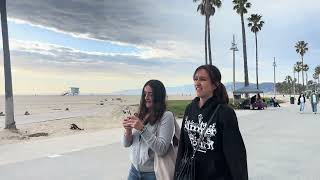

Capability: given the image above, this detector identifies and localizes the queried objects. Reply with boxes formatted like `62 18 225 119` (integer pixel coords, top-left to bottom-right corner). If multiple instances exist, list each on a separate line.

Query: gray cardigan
122 111 175 172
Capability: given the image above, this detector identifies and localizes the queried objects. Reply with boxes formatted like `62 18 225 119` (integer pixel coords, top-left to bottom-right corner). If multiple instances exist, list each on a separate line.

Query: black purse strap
191 104 221 159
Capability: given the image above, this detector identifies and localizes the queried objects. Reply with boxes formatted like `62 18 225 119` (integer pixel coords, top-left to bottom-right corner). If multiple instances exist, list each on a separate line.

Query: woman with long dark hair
297 93 306 113
122 80 176 180
174 65 248 180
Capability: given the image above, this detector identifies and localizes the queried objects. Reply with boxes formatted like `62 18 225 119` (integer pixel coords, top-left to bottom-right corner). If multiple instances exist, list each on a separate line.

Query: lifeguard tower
70 87 79 96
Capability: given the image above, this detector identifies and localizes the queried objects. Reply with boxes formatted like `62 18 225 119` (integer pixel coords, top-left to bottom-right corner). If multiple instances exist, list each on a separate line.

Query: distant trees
275 75 306 95
314 66 320 84
295 41 309 87
276 75 294 95
294 61 303 84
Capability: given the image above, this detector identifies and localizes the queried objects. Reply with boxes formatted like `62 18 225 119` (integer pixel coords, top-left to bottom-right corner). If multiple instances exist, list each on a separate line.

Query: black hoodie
174 96 248 180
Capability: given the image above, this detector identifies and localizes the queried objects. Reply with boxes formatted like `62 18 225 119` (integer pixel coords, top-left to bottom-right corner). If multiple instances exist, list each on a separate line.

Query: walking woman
122 80 175 180
174 65 248 180
297 93 306 113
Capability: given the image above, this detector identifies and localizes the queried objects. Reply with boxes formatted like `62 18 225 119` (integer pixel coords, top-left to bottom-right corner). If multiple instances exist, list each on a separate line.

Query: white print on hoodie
184 114 217 153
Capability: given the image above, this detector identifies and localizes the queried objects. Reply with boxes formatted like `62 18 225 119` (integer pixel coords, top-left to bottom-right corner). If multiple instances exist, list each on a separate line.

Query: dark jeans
128 165 156 180
311 103 317 113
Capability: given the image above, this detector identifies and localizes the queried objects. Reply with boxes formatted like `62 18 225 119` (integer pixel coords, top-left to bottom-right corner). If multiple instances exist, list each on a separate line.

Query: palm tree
294 61 303 84
313 73 318 84
294 41 309 87
285 75 293 95
315 65 320 84
233 0 251 87
1 0 16 130
248 14 264 90
194 0 222 65
302 64 309 84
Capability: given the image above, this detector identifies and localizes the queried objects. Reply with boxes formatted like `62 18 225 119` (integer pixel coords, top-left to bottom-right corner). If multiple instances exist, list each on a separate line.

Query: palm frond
209 6 216 16
197 4 205 15
247 14 264 33
211 0 222 8
245 2 251 8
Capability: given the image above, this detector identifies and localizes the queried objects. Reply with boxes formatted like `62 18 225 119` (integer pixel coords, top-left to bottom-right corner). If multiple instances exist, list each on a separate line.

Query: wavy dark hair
193 65 229 104
138 80 166 125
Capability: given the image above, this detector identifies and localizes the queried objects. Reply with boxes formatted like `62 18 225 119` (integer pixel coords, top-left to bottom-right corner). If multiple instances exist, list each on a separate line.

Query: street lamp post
230 35 238 104
293 65 296 98
273 57 277 98
230 35 239 93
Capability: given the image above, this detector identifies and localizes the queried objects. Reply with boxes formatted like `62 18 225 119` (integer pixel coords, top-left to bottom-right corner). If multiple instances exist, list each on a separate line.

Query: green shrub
167 100 191 118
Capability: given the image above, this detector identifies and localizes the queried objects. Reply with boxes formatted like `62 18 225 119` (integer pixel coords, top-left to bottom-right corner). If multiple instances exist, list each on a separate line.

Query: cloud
0 39 200 94
3 0 320 94
7 0 205 61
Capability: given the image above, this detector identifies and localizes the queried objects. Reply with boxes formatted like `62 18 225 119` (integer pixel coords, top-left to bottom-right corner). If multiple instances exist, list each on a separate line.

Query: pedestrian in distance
310 91 319 114
297 93 306 113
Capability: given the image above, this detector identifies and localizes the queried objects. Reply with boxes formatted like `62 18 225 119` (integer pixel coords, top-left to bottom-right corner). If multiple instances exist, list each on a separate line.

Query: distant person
257 93 262 101
297 93 306 113
273 97 280 107
310 91 319 114
269 97 275 106
122 80 176 180
174 65 248 180
250 95 257 104
256 93 265 110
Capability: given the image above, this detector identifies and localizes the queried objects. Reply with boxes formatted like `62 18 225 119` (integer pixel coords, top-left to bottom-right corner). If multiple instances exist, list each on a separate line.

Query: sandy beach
0 95 194 145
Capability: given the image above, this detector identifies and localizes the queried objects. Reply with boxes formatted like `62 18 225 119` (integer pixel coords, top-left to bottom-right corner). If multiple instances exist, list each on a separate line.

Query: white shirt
312 94 317 103
300 97 305 103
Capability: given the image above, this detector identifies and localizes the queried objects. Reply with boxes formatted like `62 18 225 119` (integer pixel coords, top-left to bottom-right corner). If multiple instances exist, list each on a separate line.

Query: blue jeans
300 103 305 112
128 165 156 180
311 103 317 113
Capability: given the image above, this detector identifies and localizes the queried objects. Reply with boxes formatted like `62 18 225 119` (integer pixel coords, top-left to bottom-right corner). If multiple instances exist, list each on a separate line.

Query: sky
0 0 319 95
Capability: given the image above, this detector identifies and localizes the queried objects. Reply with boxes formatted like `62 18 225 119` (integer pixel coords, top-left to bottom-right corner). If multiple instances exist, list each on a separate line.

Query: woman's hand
127 116 144 131
122 117 132 136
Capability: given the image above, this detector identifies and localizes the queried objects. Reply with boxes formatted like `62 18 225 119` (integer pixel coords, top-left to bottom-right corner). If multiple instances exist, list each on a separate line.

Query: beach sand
0 95 193 145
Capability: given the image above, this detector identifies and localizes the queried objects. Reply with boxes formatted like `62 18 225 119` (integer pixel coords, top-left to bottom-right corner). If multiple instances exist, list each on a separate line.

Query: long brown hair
138 80 166 125
193 65 229 104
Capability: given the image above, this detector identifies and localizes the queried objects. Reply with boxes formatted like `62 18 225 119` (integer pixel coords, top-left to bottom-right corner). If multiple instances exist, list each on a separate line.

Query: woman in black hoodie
174 65 248 180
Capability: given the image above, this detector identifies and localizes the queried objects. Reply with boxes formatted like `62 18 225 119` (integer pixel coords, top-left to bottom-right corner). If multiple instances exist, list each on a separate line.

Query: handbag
175 104 221 180
154 115 181 180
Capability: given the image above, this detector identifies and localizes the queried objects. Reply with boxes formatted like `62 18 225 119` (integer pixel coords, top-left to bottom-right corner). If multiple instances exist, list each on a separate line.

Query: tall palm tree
303 64 309 84
248 14 264 90
313 73 318 84
294 41 308 87
233 0 251 87
285 75 293 95
294 61 303 84
315 65 320 84
1 0 16 130
194 0 222 65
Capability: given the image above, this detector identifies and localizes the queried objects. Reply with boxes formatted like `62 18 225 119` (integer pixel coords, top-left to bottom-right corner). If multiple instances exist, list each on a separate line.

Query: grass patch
167 97 286 115
167 100 191 118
